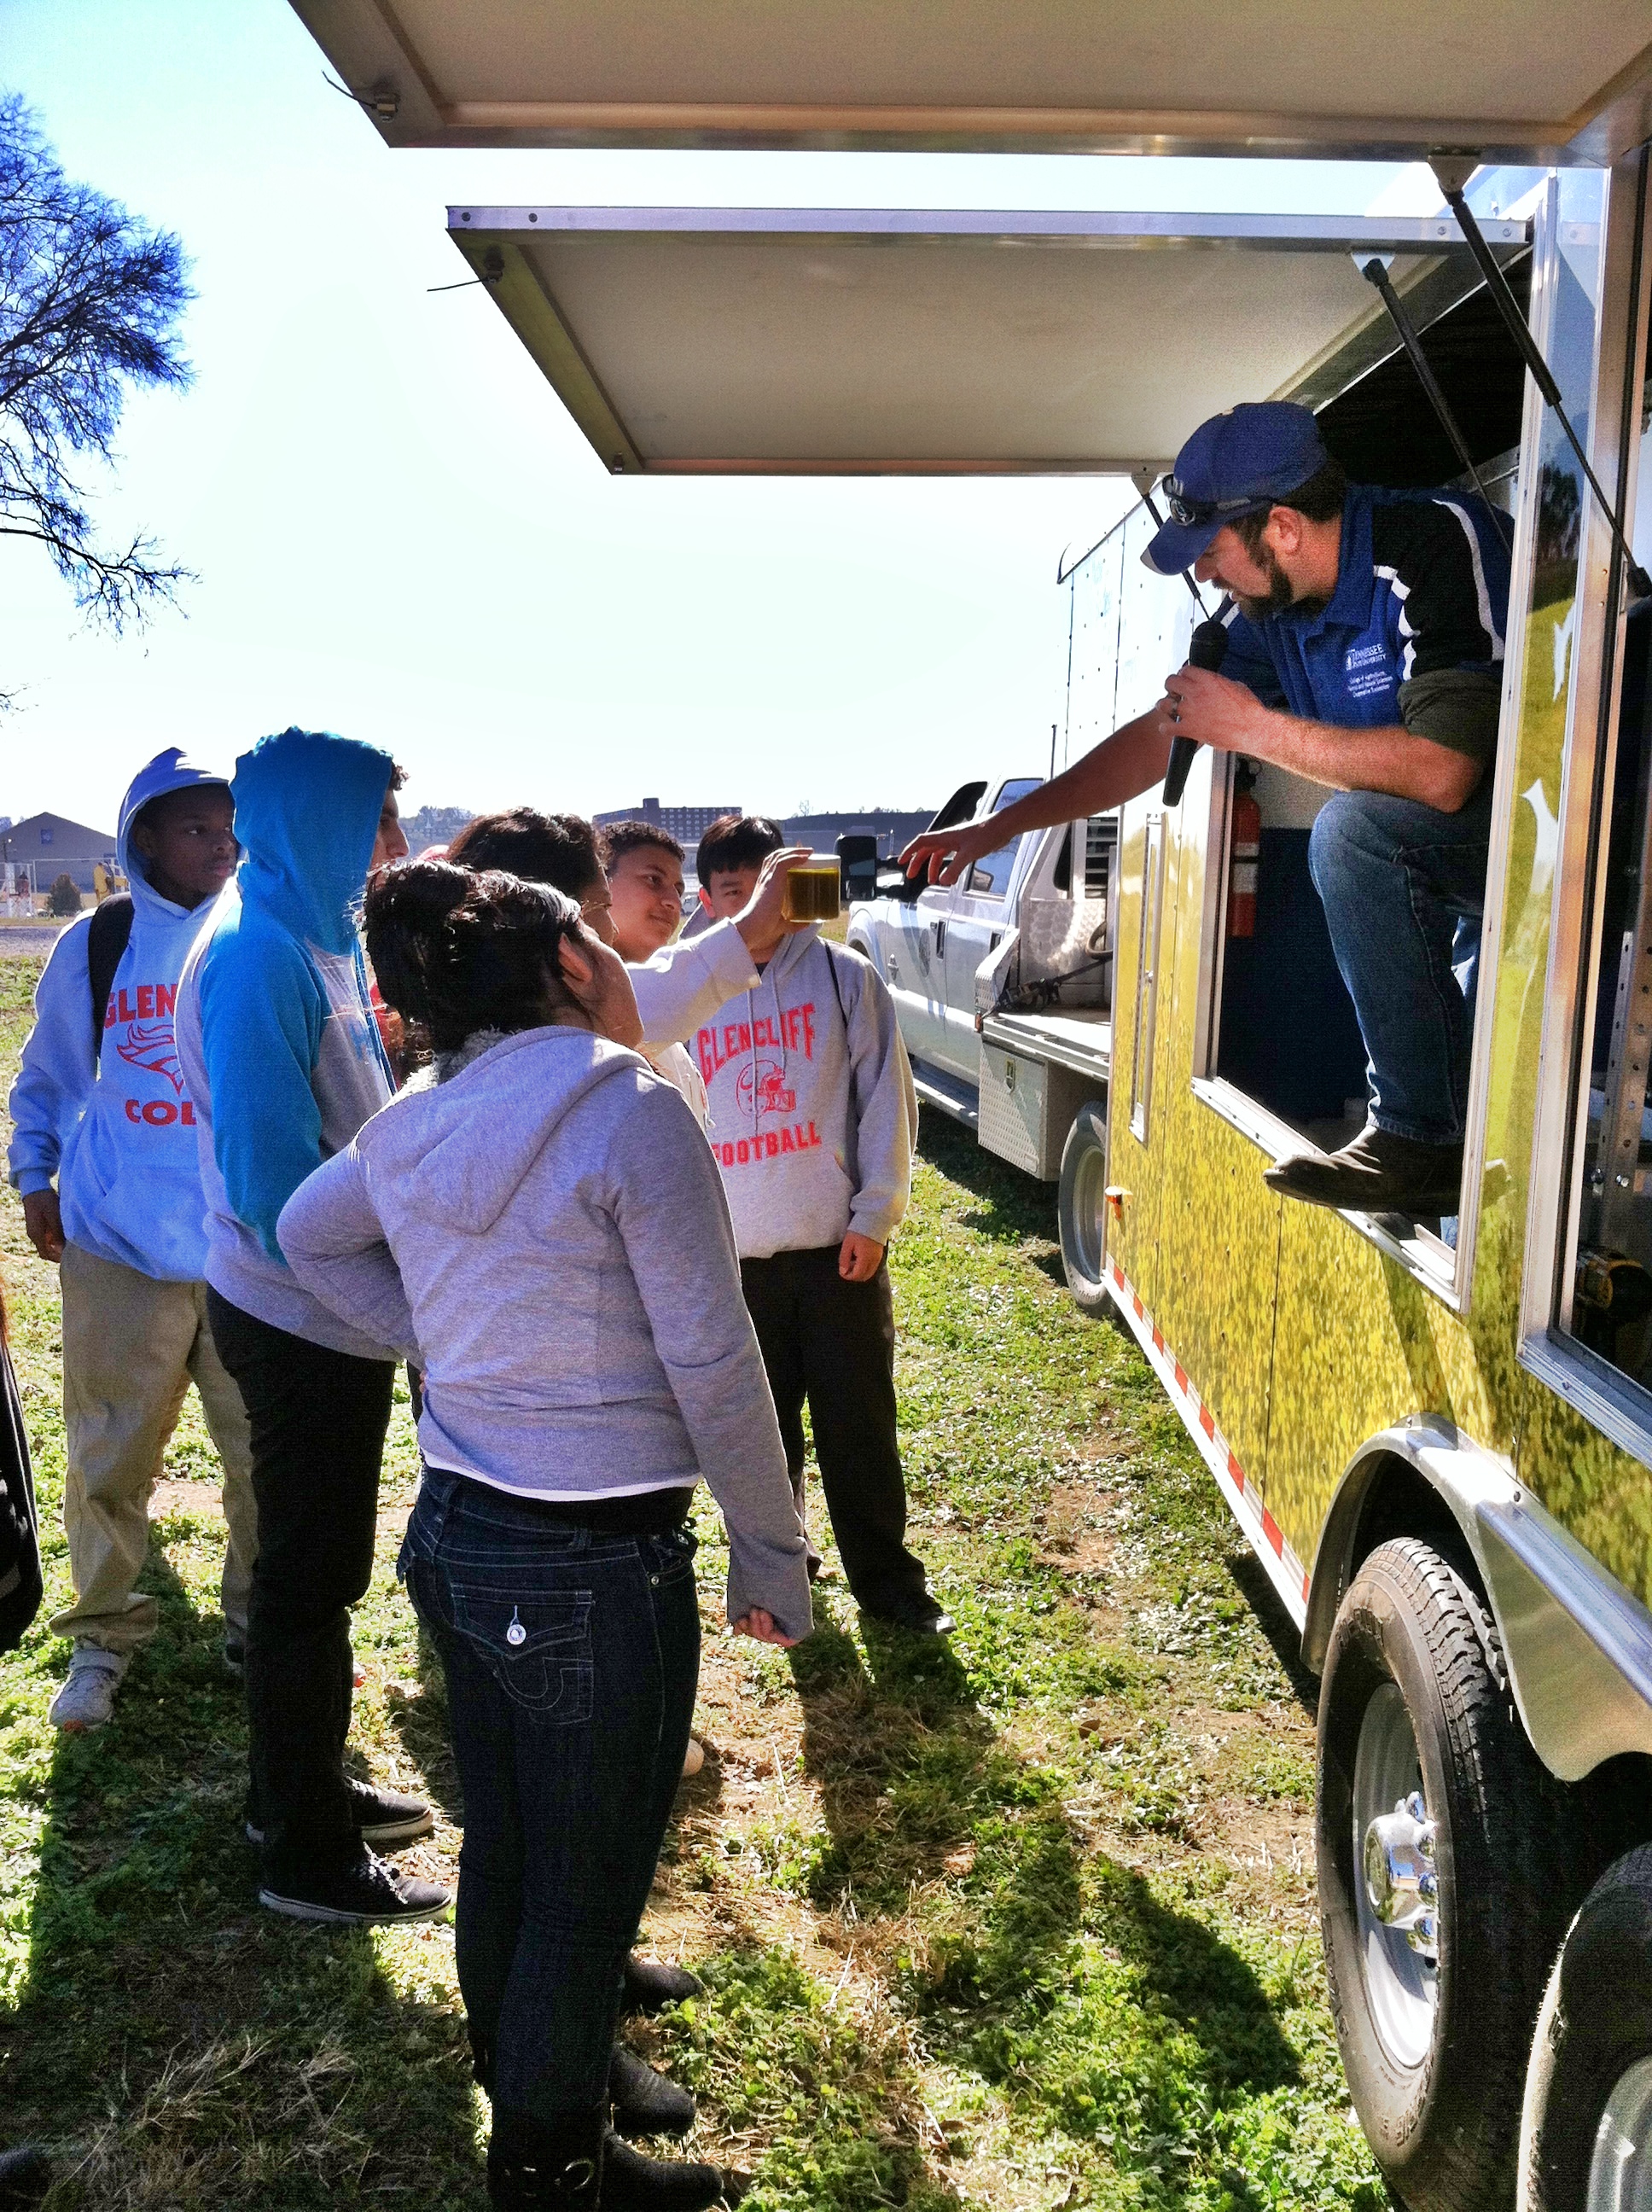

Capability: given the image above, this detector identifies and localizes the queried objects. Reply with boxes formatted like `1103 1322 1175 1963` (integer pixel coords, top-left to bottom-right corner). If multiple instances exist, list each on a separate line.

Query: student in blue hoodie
175 727 448 1929
8 749 255 1733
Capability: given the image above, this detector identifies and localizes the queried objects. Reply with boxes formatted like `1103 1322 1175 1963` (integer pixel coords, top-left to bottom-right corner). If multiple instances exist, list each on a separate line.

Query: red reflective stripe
1261 1509 1284 1557
1133 1295 1144 1318
1199 1405 1215 1440
1227 1449 1245 1493
1172 1361 1188 1393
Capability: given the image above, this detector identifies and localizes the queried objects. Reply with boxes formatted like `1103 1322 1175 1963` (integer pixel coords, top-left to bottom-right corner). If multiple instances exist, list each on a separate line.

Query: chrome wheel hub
1363 1790 1439 1958
1589 2055 1652 2212
1352 1683 1440 2069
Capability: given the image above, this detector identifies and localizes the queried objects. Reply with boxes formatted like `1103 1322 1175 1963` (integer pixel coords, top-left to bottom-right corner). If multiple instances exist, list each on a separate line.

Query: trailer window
1559 304 1652 1386
1209 764 1370 1151
1130 814 1166 1142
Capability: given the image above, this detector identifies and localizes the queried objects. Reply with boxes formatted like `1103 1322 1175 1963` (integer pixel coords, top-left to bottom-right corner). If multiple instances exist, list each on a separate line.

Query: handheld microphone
1162 614 1230 806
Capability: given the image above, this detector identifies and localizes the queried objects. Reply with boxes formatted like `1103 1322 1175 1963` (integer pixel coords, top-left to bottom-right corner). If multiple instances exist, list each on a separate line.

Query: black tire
1519 1845 1652 2210
1317 1539 1568 2212
1056 1102 1110 1314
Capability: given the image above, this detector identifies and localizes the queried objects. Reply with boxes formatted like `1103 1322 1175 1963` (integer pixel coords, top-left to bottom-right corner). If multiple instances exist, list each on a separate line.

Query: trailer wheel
1518 1846 1652 2212
1056 1103 1110 1313
1317 1539 1566 2212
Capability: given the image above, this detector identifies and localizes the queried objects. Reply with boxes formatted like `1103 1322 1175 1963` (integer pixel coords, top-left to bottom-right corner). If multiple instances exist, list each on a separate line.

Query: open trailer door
288 0 1652 163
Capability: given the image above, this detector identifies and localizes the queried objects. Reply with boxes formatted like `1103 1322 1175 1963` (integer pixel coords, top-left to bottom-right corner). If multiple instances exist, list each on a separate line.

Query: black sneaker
247 1778 433 1850
258 1848 451 1926
868 1594 955 1637
222 1639 246 1680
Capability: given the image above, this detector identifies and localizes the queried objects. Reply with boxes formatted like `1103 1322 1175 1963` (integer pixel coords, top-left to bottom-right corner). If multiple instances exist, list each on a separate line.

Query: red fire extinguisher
1228 763 1260 940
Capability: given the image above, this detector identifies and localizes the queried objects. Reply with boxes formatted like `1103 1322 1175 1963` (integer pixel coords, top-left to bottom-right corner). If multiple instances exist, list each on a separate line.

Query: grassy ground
0 948 1383 2209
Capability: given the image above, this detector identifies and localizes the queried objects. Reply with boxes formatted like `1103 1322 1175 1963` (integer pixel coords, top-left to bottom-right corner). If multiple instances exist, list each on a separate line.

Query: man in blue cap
901 400 1510 1217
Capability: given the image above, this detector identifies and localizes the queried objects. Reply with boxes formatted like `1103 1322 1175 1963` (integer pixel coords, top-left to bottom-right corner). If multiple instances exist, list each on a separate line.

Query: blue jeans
401 1468 700 2122
1307 781 1492 1144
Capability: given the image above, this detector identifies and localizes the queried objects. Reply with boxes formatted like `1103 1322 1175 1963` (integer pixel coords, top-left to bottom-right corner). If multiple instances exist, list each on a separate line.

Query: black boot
0 2145 52 2209
600 2132 724 2210
486 2107 603 2209
621 1953 702 2016
609 2045 695 2137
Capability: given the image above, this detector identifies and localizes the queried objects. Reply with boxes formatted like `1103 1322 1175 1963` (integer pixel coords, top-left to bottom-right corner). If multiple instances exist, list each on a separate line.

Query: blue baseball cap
1143 402 1330 575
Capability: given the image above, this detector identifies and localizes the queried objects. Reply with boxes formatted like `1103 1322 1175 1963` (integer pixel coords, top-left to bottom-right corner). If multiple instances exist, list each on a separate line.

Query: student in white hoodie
7 749 254 1731
693 816 949 1636
277 862 810 2212
596 821 707 1126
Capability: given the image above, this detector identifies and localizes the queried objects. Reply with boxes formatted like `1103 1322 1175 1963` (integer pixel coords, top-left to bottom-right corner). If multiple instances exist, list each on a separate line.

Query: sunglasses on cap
1160 476 1276 529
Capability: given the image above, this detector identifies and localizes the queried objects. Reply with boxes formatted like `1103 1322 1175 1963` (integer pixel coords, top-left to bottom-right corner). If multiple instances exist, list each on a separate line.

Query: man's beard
1234 543 1297 623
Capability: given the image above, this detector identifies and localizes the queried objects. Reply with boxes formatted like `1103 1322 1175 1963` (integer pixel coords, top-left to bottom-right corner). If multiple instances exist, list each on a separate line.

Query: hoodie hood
362 1026 640 1235
230 727 393 955
118 748 232 921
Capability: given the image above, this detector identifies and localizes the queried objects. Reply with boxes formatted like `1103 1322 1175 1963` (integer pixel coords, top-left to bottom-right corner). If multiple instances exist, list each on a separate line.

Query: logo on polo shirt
1344 639 1396 701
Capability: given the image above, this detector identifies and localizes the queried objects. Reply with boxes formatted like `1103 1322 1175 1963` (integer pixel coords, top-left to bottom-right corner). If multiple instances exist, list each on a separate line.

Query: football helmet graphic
735 1057 796 1121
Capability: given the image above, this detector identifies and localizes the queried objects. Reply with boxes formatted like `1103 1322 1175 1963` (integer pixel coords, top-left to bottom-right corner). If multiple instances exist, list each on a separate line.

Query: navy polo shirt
1223 485 1512 739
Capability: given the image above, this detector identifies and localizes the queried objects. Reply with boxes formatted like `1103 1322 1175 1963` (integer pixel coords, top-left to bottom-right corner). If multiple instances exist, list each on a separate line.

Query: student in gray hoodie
693 815 946 1635
277 861 811 2212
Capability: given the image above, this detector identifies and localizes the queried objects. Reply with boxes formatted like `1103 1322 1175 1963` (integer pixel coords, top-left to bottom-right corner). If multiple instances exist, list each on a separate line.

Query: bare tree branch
0 90 194 674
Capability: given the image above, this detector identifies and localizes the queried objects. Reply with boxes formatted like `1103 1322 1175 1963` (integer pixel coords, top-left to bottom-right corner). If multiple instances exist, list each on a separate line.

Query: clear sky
0 0 1443 832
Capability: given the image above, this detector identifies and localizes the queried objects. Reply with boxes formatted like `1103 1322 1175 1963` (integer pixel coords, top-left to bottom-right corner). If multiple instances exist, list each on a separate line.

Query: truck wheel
1056 1103 1109 1313
1519 1846 1652 2212
1317 1539 1566 2212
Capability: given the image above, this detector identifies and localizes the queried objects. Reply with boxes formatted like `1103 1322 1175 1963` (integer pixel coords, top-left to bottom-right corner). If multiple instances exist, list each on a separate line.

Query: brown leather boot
1263 1122 1464 1215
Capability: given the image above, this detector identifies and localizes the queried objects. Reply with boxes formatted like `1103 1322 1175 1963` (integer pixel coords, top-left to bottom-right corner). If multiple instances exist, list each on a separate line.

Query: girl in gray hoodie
276 861 809 2212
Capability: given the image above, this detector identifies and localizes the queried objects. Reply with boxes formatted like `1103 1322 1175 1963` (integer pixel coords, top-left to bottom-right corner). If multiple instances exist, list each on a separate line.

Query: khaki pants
50 1241 258 1654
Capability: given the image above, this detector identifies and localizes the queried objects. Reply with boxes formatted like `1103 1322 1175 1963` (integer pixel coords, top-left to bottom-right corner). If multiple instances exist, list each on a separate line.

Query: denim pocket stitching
450 1584 596 1721
646 1528 699 1586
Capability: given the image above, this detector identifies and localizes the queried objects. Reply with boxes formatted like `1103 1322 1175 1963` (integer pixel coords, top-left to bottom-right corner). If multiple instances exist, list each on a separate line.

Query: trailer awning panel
291 0 1652 162
445 207 1527 476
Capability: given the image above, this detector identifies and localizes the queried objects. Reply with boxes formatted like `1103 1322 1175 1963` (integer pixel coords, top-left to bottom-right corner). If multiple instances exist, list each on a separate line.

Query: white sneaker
48 1648 129 1733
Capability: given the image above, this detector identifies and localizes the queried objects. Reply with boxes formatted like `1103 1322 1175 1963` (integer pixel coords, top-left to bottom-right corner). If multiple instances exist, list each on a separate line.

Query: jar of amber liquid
781 859 842 924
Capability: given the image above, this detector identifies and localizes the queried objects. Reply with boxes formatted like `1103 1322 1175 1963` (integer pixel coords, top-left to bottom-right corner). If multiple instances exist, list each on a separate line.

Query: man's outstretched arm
899 709 1171 885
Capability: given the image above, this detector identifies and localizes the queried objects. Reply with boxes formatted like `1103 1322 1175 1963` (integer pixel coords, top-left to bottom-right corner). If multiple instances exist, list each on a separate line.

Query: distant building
593 797 741 846
2 810 119 894
782 809 934 859
403 803 475 853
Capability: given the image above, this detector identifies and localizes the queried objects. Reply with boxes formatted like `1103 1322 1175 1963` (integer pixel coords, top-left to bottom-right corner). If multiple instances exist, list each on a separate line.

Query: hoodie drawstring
744 952 794 1131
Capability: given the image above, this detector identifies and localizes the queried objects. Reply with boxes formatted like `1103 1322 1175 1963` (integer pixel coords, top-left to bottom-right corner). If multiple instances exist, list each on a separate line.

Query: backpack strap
86 894 135 1066
822 940 849 1033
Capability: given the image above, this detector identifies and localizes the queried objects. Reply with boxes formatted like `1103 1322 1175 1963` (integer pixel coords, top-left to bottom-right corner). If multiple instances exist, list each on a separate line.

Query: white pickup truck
846 779 1119 1311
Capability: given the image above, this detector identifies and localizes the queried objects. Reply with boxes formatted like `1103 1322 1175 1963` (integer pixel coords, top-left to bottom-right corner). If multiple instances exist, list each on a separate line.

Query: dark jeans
401 1466 700 2122
206 1289 395 1874
740 1245 927 1615
1307 780 1492 1145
